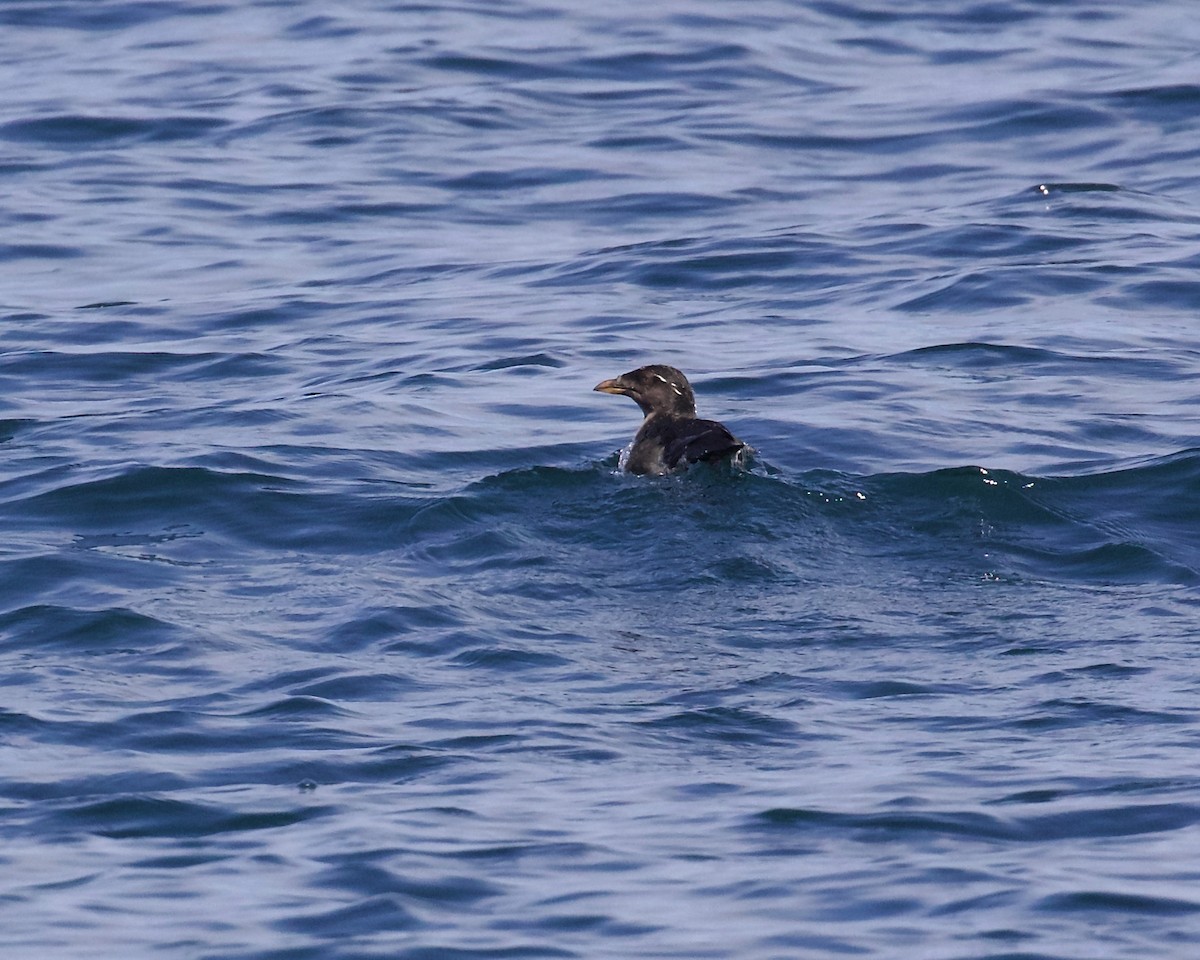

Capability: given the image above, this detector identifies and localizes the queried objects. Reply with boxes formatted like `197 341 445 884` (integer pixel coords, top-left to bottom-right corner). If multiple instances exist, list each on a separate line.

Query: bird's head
594 364 697 417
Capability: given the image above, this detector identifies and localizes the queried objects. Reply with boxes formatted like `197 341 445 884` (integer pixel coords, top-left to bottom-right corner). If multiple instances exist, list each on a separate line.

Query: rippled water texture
3 1 1200 958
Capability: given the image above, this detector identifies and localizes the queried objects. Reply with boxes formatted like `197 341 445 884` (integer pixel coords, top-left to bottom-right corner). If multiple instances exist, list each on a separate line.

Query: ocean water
3 1 1200 957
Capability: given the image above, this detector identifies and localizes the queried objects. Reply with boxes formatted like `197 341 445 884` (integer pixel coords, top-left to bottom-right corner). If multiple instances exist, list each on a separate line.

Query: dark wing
662 417 744 469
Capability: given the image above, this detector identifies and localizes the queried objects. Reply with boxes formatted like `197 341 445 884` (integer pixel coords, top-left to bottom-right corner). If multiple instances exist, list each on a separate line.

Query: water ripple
3 1 1200 957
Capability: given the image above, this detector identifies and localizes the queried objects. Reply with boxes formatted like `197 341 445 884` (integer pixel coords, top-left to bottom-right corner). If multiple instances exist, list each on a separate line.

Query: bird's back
629 414 744 474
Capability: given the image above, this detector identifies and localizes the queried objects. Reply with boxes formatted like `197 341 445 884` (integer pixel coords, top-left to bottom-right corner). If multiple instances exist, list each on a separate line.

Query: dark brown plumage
593 364 744 475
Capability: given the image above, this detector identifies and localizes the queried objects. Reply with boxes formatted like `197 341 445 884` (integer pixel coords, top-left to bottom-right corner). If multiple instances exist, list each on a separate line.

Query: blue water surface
2 1 1200 958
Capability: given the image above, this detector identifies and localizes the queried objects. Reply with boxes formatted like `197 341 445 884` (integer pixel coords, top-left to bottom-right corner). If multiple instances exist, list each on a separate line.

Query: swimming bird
593 364 745 475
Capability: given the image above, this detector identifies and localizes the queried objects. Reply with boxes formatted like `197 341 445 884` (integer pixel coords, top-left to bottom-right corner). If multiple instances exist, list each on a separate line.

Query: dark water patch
322 200 447 222
227 105 397 146
10 698 306 785
328 606 464 652
275 895 420 936
883 341 1186 386
520 913 658 936
18 465 426 553
1116 278 1200 311
876 183 1200 318
631 248 804 290
53 794 329 840
131 852 226 870
233 667 350 696
3 770 190 803
420 53 571 83
894 271 1032 312
0 2 227 31
952 99 1115 139
0 311 51 327
20 465 293 528
754 805 1008 841
705 126 930 155
829 679 956 699
638 707 801 747
992 789 1069 806
70 709 234 754
1000 540 1197 586
475 353 564 372
527 231 849 291
0 242 82 261
861 465 1047 531
1025 181 1200 225
861 461 1200 587
991 777 1195 807
285 14 361 39
1028 661 1149 684
1107 83 1200 127
314 853 501 903
290 674 422 701
1036 890 1200 916
404 456 1196 602
259 200 443 226
203 299 333 333
426 733 522 752
0 114 226 146
70 525 206 559
1023 803 1200 844
451 647 573 671
381 630 496 660
67 710 424 773
965 954 1061 960
0 604 188 654
585 133 690 150
406 465 607 541
884 220 1093 266
576 42 756 79
1009 698 1192 731
1033 182 1122 196
1024 450 1200 580
0 707 52 738
753 801 1200 843
925 887 1020 919
442 167 608 192
450 841 596 866
238 695 352 722
575 191 745 224
391 946 577 960
270 749 453 789
0 348 285 384
805 892 922 923
0 418 35 443
1056 447 1200 486
816 0 1041 27
887 341 1077 373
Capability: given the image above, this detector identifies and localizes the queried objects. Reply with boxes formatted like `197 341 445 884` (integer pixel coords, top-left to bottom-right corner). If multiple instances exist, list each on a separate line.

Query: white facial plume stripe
653 372 683 396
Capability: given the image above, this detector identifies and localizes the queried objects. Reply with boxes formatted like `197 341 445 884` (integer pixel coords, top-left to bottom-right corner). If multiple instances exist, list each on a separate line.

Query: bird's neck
640 405 695 419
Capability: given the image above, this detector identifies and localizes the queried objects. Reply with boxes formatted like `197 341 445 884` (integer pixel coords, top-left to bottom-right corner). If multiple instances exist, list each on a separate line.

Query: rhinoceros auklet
594 364 744 475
